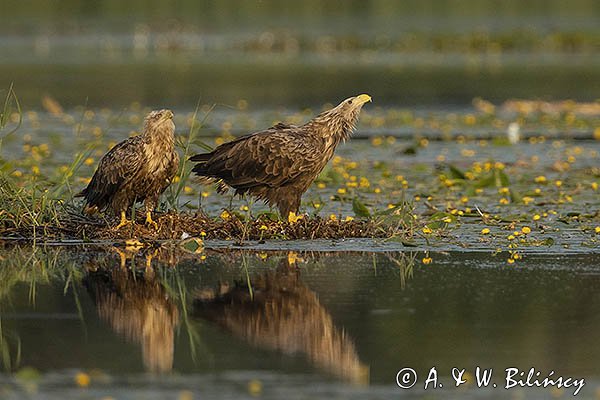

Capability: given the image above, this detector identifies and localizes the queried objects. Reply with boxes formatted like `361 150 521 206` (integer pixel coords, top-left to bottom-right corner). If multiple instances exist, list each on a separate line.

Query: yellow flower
533 214 541 221
522 196 534 205
374 188 382 194
344 216 354 222
287 211 303 223
259 225 268 230
498 187 510 195
248 379 263 396
464 114 476 125
595 227 600 234
422 226 432 234
554 180 563 187
422 257 433 264
481 228 490 235
592 182 598 191
220 210 231 220
317 182 326 189
507 235 515 240
329 214 337 221
200 231 207 237
201 191 210 198
371 136 383 146
460 196 469 204
84 157 95 166
521 226 531 234
507 258 515 264
499 198 509 205
75 372 91 387
183 186 193 194
337 188 347 195
534 176 547 184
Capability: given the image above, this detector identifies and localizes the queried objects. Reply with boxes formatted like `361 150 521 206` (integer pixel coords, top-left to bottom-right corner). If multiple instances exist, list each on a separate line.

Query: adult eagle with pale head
190 94 371 218
77 109 179 229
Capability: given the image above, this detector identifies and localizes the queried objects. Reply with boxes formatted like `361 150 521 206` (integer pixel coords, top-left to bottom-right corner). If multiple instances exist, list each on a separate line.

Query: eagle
189 94 371 218
77 109 179 229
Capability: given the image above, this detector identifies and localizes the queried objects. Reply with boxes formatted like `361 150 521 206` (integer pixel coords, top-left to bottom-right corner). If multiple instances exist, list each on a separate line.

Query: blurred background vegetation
0 0 598 109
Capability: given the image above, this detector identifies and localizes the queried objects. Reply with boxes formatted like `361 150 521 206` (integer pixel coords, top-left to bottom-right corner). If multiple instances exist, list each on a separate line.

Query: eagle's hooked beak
355 94 372 105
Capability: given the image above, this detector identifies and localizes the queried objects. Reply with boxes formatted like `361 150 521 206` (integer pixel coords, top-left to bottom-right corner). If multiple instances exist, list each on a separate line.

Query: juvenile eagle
77 109 179 229
190 94 371 218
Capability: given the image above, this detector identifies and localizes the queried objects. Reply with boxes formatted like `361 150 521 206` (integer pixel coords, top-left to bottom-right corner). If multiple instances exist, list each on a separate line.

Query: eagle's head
312 94 372 140
334 94 372 120
144 109 175 135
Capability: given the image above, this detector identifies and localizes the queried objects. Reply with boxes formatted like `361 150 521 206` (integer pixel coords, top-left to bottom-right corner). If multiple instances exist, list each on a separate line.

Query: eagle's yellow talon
113 211 132 230
145 212 158 230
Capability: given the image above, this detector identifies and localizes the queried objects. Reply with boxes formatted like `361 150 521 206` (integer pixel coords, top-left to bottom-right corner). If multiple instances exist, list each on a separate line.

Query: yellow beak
355 94 372 105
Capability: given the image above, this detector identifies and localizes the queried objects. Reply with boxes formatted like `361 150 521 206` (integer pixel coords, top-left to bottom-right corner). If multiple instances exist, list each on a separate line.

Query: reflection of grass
0 318 21 372
386 252 417 290
0 246 80 372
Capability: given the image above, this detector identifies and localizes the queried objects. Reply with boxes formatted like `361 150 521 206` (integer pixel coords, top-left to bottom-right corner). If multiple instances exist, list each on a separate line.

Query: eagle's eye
348 100 353 105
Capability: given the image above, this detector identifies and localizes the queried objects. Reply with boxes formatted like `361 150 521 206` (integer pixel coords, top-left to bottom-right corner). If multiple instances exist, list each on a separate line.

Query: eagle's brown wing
78 136 146 210
191 123 318 191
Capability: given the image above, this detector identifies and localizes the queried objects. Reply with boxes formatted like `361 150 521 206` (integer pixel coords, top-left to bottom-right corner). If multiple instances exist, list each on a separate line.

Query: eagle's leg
144 198 159 230
145 211 158 229
277 193 302 221
113 211 132 230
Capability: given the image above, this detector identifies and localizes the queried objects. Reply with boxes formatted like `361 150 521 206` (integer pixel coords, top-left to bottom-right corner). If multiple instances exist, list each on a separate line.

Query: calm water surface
0 247 599 399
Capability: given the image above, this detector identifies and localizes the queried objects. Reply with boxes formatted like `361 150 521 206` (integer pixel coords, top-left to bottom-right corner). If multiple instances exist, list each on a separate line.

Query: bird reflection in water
84 249 179 373
193 255 369 384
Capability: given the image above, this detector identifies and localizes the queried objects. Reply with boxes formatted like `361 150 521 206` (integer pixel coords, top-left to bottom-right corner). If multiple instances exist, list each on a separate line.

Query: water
1 0 599 108
0 247 599 399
